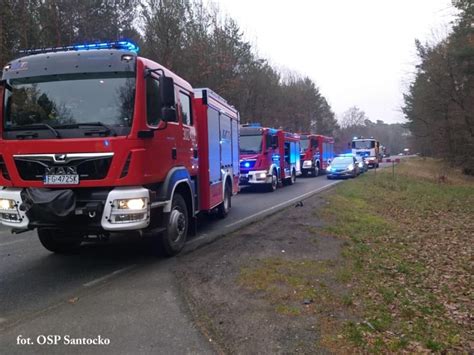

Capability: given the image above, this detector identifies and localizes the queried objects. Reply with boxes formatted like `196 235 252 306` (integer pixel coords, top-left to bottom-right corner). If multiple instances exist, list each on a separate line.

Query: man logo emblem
45 166 77 175
54 154 67 162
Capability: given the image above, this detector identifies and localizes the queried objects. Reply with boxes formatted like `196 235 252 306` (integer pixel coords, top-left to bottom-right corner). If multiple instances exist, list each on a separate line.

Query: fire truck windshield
3 72 135 137
240 134 263 154
300 137 309 151
352 140 375 149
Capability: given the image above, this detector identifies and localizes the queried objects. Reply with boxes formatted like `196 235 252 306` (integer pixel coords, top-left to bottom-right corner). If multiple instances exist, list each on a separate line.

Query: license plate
44 175 79 185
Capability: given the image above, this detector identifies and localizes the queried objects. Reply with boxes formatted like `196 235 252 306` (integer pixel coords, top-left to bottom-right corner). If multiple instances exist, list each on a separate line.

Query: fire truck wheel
161 193 188 256
37 229 82 254
313 164 320 177
217 183 231 219
267 170 278 192
288 169 296 185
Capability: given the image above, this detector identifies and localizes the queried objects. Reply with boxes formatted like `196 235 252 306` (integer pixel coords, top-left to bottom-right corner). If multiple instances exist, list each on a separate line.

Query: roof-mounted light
19 40 139 56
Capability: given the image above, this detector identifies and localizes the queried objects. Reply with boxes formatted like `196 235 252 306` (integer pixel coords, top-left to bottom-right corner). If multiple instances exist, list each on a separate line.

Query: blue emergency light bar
19 41 139 56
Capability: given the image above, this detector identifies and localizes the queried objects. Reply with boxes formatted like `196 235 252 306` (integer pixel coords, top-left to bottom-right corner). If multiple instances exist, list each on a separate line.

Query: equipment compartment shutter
231 118 239 175
220 113 232 169
207 107 221 183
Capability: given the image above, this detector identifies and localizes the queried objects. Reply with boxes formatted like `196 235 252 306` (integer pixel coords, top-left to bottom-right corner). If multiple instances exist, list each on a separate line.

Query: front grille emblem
54 154 67 162
45 166 78 175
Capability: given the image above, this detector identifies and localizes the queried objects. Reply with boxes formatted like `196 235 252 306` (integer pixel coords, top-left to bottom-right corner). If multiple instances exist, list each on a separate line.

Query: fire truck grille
14 156 113 181
240 160 256 170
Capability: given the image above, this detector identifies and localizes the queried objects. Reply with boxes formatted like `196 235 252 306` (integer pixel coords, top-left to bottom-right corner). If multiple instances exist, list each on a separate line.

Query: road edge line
182 180 340 254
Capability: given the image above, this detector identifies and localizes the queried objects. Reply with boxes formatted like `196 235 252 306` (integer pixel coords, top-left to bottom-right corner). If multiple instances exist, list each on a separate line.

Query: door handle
172 148 177 160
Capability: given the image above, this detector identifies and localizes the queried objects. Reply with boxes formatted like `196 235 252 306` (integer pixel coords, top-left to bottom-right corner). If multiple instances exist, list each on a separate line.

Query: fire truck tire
37 229 82 254
160 193 188 256
266 170 278 192
217 183 231 219
313 163 320 177
288 169 296 185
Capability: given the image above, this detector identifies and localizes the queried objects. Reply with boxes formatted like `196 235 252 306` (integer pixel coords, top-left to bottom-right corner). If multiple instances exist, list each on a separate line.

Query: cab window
146 76 161 126
266 134 272 149
179 92 192 125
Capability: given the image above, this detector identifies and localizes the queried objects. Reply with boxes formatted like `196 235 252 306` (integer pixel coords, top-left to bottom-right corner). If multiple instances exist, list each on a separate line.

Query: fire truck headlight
257 172 267 179
348 164 354 171
116 198 147 210
0 199 16 211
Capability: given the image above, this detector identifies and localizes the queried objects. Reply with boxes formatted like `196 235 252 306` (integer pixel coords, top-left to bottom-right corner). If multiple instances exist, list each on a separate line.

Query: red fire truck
239 124 301 191
299 134 335 177
0 41 240 256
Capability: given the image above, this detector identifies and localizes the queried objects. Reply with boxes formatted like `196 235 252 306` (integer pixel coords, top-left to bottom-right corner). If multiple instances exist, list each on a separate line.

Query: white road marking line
83 265 136 287
0 239 28 247
224 181 340 229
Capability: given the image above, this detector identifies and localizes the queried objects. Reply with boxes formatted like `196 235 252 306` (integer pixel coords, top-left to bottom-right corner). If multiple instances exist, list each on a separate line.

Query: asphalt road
0 161 397 354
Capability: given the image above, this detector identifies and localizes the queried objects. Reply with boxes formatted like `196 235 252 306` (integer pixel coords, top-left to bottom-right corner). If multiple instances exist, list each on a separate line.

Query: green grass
319 163 473 352
238 159 473 352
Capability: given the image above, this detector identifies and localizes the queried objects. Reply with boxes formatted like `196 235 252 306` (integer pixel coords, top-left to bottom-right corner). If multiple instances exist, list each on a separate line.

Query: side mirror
159 76 175 108
328 159 332 165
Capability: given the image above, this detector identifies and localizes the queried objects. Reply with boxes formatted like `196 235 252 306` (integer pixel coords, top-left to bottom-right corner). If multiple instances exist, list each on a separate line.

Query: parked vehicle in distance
326 155 359 179
0 41 240 256
239 124 301 191
351 136 381 168
355 155 368 174
299 134 334 177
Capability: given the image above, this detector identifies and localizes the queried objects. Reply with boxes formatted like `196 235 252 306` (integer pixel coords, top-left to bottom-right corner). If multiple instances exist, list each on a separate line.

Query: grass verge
239 158 473 352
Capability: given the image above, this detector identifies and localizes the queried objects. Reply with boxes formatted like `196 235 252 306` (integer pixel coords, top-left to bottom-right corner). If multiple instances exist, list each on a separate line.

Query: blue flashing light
338 153 354 157
72 41 139 53
244 162 250 168
19 40 139 56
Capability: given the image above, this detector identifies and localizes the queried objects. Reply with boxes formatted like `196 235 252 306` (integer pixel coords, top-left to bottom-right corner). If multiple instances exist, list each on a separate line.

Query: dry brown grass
397 157 474 186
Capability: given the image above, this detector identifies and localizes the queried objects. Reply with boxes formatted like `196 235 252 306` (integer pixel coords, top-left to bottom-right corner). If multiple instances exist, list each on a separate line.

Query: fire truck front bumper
0 187 151 232
239 170 271 185
0 188 30 228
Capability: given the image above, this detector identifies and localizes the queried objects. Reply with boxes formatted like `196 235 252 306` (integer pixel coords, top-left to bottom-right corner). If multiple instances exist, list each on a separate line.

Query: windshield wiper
56 122 117 137
8 123 61 138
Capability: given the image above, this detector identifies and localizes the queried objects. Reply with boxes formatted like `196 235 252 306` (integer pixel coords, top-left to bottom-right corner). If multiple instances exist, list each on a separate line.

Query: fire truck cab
239 124 300 191
299 134 335 177
0 41 239 256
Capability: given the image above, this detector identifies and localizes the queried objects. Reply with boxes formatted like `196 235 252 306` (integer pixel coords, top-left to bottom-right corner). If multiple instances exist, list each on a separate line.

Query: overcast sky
212 0 457 124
